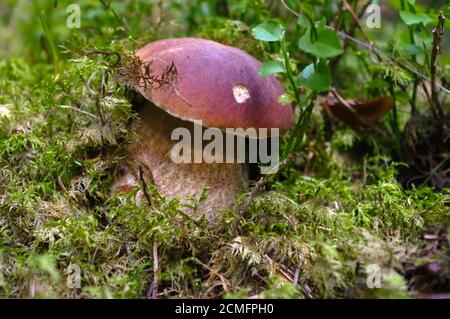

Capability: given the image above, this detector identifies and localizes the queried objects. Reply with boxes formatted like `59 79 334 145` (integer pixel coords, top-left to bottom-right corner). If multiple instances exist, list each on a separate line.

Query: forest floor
0 0 449 298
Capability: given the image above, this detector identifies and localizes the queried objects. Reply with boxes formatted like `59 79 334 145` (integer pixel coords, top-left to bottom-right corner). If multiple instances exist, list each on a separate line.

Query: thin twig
349 0 372 37
137 165 158 299
331 1 345 29
83 50 122 67
419 154 450 188
430 13 446 122
57 174 67 193
58 105 99 119
150 241 159 299
96 71 107 126
342 0 370 42
421 82 433 107
138 166 152 207
29 275 36 298
232 154 294 235
293 267 300 285
332 0 372 68
280 0 450 94
82 68 107 127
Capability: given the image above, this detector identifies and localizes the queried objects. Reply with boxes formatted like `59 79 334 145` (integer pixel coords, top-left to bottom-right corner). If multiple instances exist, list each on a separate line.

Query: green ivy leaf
399 11 433 26
298 26 343 59
252 20 285 42
259 60 286 77
300 60 331 92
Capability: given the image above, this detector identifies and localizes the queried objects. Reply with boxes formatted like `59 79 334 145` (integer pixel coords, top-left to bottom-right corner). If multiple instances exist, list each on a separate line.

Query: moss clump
0 0 449 299
0 57 448 298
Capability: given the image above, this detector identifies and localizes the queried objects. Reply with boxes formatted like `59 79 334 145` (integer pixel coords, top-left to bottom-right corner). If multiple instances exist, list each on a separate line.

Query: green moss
0 0 449 299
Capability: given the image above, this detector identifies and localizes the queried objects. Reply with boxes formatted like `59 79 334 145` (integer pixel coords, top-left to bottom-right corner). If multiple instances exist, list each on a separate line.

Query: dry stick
83 50 122 67
84 68 107 126
59 105 99 119
192 258 230 293
331 0 372 69
263 254 294 282
334 27 449 93
430 13 446 123
421 82 433 107
138 166 152 207
342 0 370 43
280 0 450 94
350 0 372 37
85 70 100 96
138 170 159 300
263 254 313 298
293 267 300 285
136 166 159 299
96 71 109 126
29 275 36 298
151 241 159 299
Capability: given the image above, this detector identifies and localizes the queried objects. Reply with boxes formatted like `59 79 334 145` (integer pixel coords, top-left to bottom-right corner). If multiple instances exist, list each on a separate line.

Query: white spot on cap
233 83 250 103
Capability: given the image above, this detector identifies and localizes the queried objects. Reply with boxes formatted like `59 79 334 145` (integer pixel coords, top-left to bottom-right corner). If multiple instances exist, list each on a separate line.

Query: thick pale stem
112 102 248 223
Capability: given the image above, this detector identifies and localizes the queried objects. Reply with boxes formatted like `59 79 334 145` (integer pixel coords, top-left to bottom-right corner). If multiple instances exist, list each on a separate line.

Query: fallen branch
148 241 159 299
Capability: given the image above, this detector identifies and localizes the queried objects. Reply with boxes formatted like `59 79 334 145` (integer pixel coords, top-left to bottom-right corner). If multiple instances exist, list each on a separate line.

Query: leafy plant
0 0 449 299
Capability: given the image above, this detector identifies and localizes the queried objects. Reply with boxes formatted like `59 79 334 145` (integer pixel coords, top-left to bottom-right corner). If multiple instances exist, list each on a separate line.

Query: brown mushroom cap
134 38 294 134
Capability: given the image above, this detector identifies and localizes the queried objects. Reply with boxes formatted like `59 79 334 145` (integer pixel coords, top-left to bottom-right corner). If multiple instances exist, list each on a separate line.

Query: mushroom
113 38 294 222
